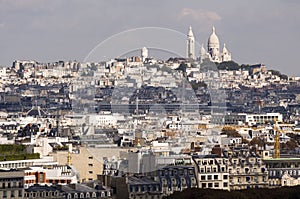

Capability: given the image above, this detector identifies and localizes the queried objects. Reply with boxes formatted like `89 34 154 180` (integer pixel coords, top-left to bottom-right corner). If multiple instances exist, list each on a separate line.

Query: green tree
217 61 240 70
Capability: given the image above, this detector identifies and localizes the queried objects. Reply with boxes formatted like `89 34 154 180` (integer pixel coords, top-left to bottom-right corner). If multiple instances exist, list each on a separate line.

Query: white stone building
200 26 232 63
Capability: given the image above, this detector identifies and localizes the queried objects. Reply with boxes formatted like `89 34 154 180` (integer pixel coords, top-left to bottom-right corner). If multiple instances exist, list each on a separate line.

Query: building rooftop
127 176 159 185
264 157 300 162
26 184 58 192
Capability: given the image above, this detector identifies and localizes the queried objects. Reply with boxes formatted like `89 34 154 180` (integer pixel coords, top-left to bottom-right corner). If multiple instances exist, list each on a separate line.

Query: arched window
80 193 84 198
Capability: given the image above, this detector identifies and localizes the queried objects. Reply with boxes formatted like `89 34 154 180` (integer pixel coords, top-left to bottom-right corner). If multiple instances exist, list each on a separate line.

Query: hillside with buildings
0 27 300 199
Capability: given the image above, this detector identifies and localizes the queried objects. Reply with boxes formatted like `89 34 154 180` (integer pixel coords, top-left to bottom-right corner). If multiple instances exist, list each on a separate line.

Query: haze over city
0 0 299 75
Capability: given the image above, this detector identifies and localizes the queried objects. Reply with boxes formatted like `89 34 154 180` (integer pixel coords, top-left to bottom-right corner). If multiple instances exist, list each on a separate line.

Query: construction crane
273 120 280 158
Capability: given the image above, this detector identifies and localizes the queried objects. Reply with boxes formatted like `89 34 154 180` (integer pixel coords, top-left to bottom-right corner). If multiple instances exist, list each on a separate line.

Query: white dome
208 26 219 45
200 44 206 55
222 43 228 54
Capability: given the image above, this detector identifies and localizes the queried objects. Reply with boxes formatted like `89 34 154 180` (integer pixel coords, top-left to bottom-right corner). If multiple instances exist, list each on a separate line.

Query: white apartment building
193 155 230 190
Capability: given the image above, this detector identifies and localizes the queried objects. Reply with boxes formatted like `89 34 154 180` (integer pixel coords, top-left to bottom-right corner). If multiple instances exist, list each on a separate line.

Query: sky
0 0 299 75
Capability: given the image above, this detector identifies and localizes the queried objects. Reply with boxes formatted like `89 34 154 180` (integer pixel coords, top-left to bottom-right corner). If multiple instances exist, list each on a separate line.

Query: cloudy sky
0 0 299 75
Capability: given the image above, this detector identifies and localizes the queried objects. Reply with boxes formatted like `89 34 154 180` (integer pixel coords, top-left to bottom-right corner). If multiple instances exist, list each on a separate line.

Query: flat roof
264 158 300 161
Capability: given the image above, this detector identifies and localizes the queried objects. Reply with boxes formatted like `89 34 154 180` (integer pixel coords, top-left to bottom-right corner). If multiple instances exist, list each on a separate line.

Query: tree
221 126 241 137
176 63 187 73
250 137 264 147
200 59 218 72
190 81 207 90
284 140 298 150
217 61 240 71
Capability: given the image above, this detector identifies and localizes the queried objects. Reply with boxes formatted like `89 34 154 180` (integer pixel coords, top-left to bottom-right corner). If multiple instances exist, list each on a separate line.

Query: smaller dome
222 43 228 54
208 26 219 45
200 44 206 55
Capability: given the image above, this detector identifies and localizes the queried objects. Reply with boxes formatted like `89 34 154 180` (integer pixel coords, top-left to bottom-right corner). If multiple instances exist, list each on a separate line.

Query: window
214 175 218 180
263 176 266 182
201 175 205 180
18 190 22 197
80 193 84 198
207 175 212 180
214 182 219 188
223 175 228 180
88 156 93 159
89 171 93 174
264 152 268 156
208 183 213 188
178 170 183 176
221 167 225 172
223 182 228 187
202 183 206 188
11 190 15 198
88 164 93 167
39 173 44 183
3 190 7 198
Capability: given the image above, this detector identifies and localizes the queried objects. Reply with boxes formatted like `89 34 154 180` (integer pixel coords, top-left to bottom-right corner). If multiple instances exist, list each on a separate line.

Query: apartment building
192 148 269 191
193 155 229 190
0 169 24 199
